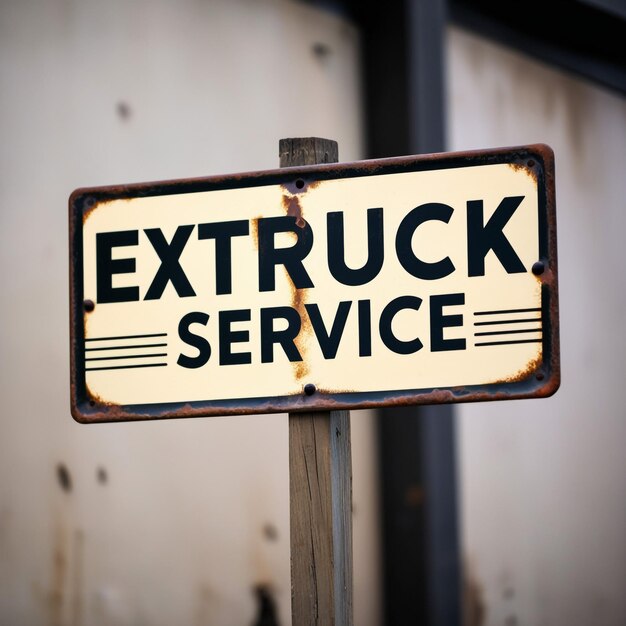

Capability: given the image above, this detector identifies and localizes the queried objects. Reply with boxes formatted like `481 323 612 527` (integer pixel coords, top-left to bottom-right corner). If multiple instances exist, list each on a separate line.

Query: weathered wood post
280 137 353 626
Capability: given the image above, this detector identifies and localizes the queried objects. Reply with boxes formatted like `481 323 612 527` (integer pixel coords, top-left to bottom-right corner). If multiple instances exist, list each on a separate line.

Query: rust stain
82 305 95 348
71 530 84 626
80 195 134 226
85 383 108 406
315 385 356 395
82 383 127 420
281 193 306 229
75 369 559 422
250 215 261 251
281 190 311 380
533 264 554 287
292 283 310 381
50 523 68 626
496 352 543 385
508 160 539 184
79 196 99 226
463 559 487 626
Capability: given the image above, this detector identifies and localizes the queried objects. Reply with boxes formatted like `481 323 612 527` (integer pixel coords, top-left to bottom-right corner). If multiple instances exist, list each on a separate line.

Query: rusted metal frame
70 145 549 205
69 144 559 423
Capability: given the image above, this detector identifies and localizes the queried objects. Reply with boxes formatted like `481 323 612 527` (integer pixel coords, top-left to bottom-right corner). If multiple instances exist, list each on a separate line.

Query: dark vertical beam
378 406 428 624
358 0 411 158
418 404 461 626
346 0 462 624
378 402 461 626
407 0 447 153
353 0 447 157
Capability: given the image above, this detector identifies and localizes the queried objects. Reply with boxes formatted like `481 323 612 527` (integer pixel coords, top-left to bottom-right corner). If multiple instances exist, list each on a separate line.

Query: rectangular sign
69 145 559 423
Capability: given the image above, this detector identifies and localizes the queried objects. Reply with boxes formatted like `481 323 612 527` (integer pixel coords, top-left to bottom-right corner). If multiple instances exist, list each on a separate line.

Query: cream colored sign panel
69 146 559 421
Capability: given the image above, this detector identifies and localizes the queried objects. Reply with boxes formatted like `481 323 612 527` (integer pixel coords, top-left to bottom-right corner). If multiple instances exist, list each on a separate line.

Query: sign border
69 144 559 423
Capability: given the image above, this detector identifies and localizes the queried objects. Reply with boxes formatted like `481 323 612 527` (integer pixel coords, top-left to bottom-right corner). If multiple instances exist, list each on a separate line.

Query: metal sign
69 145 559 423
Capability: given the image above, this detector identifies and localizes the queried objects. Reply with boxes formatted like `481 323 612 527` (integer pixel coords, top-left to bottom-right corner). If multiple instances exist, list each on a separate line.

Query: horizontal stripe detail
86 353 167 362
474 307 541 316
475 338 542 347
85 343 167 352
85 363 168 372
474 328 542 337
474 318 540 327
86 333 167 342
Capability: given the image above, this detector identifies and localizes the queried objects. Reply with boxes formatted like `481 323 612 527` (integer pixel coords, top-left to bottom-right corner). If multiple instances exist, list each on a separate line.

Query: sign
69 145 559 423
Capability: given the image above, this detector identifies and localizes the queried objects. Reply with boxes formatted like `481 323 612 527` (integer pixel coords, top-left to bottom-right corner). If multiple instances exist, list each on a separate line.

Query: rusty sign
69 144 559 423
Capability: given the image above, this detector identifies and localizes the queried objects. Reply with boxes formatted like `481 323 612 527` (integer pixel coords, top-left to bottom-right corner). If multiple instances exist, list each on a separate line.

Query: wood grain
279 137 338 168
289 411 353 625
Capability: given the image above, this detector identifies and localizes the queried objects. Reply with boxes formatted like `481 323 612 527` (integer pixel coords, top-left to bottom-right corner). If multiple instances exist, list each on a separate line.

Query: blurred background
1 0 625 624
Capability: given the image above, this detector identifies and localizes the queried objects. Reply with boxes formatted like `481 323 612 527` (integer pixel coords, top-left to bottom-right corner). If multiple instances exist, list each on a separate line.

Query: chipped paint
281 193 306 229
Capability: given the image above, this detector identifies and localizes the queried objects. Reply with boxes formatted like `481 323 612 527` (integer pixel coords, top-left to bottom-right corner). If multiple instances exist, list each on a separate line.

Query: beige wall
0 1 381 624
448 26 626 626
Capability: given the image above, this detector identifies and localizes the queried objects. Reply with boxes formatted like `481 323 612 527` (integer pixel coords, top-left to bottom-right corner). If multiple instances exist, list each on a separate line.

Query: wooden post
280 137 353 626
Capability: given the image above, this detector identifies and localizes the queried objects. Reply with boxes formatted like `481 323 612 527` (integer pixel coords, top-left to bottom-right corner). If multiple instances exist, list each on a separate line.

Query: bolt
304 383 316 396
531 261 545 276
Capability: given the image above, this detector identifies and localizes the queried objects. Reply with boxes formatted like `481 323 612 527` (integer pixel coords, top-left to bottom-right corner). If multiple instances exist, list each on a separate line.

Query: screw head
83 299 95 312
531 261 545 276
304 383 316 396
